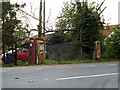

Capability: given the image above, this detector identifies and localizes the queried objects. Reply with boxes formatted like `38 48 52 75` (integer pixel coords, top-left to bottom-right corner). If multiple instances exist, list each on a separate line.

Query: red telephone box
29 37 44 64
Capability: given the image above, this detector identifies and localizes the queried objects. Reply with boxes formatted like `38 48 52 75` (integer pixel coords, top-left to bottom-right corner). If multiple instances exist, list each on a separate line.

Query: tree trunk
38 0 42 37
12 43 14 63
2 43 6 64
14 42 17 65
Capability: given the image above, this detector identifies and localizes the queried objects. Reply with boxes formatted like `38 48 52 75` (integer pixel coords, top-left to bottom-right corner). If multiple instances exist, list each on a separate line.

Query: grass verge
2 61 30 67
45 59 119 65
2 59 119 67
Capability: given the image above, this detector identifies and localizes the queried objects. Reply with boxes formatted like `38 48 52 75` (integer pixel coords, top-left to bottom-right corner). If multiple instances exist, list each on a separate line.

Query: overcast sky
10 0 120 36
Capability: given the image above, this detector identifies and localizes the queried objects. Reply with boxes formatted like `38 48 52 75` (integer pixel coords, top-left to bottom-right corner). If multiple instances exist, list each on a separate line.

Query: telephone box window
30 44 32 47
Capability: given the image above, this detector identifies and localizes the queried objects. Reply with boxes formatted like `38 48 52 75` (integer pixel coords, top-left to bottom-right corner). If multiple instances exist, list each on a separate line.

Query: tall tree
1 2 30 63
2 2 29 44
55 1 105 57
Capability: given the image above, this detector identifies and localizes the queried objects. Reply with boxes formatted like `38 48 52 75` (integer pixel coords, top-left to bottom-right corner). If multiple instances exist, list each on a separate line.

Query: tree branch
18 8 39 21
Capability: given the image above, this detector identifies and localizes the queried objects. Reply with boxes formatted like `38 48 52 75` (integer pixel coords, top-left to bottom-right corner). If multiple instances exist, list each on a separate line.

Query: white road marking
56 73 119 80
107 64 117 66
0 70 2 72
57 67 64 68
57 67 72 69
85 65 96 67
45 78 48 80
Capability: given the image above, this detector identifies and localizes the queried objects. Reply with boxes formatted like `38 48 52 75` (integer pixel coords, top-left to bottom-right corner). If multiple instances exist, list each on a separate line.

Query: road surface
1 61 119 88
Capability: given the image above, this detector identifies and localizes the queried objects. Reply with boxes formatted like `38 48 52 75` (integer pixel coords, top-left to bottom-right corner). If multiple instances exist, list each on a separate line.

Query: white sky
10 0 120 36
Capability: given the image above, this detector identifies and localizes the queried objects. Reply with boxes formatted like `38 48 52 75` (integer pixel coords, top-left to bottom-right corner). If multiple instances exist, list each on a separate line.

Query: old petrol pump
93 41 101 60
37 41 45 64
29 37 44 65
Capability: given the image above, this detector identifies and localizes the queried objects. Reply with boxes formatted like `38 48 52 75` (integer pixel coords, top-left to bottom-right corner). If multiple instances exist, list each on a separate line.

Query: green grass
2 59 119 67
0 55 2 66
45 60 59 65
45 59 119 65
0 61 2 66
2 61 31 67
2 63 14 67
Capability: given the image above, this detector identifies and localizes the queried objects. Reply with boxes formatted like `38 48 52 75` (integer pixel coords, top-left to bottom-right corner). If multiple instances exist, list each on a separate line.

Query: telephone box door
29 39 35 64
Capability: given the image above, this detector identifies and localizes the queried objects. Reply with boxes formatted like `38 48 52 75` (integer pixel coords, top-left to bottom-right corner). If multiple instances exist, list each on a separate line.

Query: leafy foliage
2 2 30 47
55 1 105 58
104 25 120 59
46 32 71 45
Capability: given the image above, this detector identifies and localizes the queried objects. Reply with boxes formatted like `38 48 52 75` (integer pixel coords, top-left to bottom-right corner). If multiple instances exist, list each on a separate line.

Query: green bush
102 25 120 59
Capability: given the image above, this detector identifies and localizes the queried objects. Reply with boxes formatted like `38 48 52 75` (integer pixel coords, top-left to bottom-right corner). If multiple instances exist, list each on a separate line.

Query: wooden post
14 42 17 65
43 0 45 37
38 0 42 37
43 0 45 64
3 44 6 64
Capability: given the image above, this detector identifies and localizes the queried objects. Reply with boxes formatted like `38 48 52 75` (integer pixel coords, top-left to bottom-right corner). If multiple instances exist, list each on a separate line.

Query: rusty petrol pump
37 40 45 64
93 41 101 60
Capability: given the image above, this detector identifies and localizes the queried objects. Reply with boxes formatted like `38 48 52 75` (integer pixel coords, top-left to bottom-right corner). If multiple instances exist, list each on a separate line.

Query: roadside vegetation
1 59 119 67
2 61 28 67
102 25 120 59
45 59 119 65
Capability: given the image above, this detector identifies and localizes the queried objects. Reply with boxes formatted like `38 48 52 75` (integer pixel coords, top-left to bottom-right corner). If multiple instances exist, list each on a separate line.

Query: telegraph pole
43 0 45 64
43 0 45 37
38 0 42 37
80 28 82 57
85 0 88 7
14 42 17 65
83 0 84 7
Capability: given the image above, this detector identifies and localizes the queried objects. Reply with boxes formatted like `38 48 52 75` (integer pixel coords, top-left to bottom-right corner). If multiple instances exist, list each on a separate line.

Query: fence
46 42 90 61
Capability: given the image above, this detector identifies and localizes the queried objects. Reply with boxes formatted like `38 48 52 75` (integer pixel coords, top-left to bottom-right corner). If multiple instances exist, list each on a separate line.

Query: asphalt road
1 61 119 88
